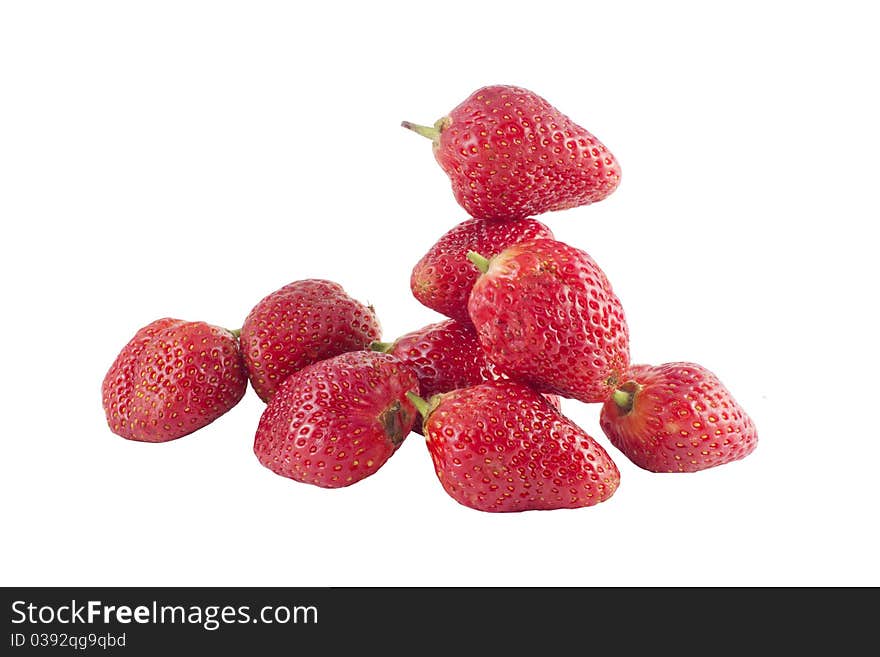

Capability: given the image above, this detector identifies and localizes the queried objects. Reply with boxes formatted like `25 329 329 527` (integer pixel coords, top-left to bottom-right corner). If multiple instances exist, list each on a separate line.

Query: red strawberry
102 318 247 443
253 350 419 488
402 84 621 220
240 279 381 402
411 216 553 323
371 318 561 434
599 362 758 473
408 380 620 512
370 318 496 399
467 238 630 403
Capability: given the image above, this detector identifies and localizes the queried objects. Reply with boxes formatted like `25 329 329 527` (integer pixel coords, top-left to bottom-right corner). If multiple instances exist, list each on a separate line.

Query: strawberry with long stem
403 85 621 220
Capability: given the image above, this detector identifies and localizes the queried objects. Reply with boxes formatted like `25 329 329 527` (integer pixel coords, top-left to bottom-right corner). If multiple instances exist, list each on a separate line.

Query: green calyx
466 251 491 274
228 328 242 339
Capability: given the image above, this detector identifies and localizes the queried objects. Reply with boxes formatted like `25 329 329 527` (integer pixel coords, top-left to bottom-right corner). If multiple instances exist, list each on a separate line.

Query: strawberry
240 279 381 403
411 216 553 324
402 84 621 220
370 318 497 399
102 318 247 442
407 380 620 512
253 350 419 488
467 238 630 403
599 362 758 473
371 318 561 434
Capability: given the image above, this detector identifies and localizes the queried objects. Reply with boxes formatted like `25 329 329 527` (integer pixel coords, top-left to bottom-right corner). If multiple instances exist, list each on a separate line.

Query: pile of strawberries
102 85 757 513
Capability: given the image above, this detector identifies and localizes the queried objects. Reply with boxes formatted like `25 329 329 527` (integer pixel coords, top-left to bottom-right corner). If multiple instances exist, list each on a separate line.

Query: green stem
611 388 631 408
228 328 241 338
401 121 440 141
406 391 432 419
369 340 394 353
466 251 491 274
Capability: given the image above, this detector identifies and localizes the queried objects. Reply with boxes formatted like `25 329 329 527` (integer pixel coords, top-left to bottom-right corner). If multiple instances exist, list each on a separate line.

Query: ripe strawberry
240 279 381 403
411 216 553 323
408 380 620 512
371 318 561 434
254 350 419 488
599 362 758 473
467 238 630 403
370 318 497 399
402 84 621 220
102 318 247 443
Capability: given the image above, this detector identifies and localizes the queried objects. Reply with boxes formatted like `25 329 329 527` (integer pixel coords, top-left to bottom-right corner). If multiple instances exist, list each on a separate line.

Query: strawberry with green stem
253 350 419 488
407 380 619 512
600 362 758 473
402 84 621 220
369 318 497 399
372 319 562 433
466 238 630 404
410 216 553 324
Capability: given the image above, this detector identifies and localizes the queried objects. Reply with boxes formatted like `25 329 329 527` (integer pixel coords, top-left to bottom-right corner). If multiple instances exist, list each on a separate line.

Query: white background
2 1 878 587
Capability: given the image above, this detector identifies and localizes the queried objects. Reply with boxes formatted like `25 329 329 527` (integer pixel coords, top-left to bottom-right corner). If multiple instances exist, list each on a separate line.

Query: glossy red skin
380 318 560 435
468 238 630 403
423 380 619 512
382 319 497 399
240 279 381 402
253 351 419 489
411 217 553 324
599 362 758 473
102 318 247 442
429 85 621 220
543 394 563 413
